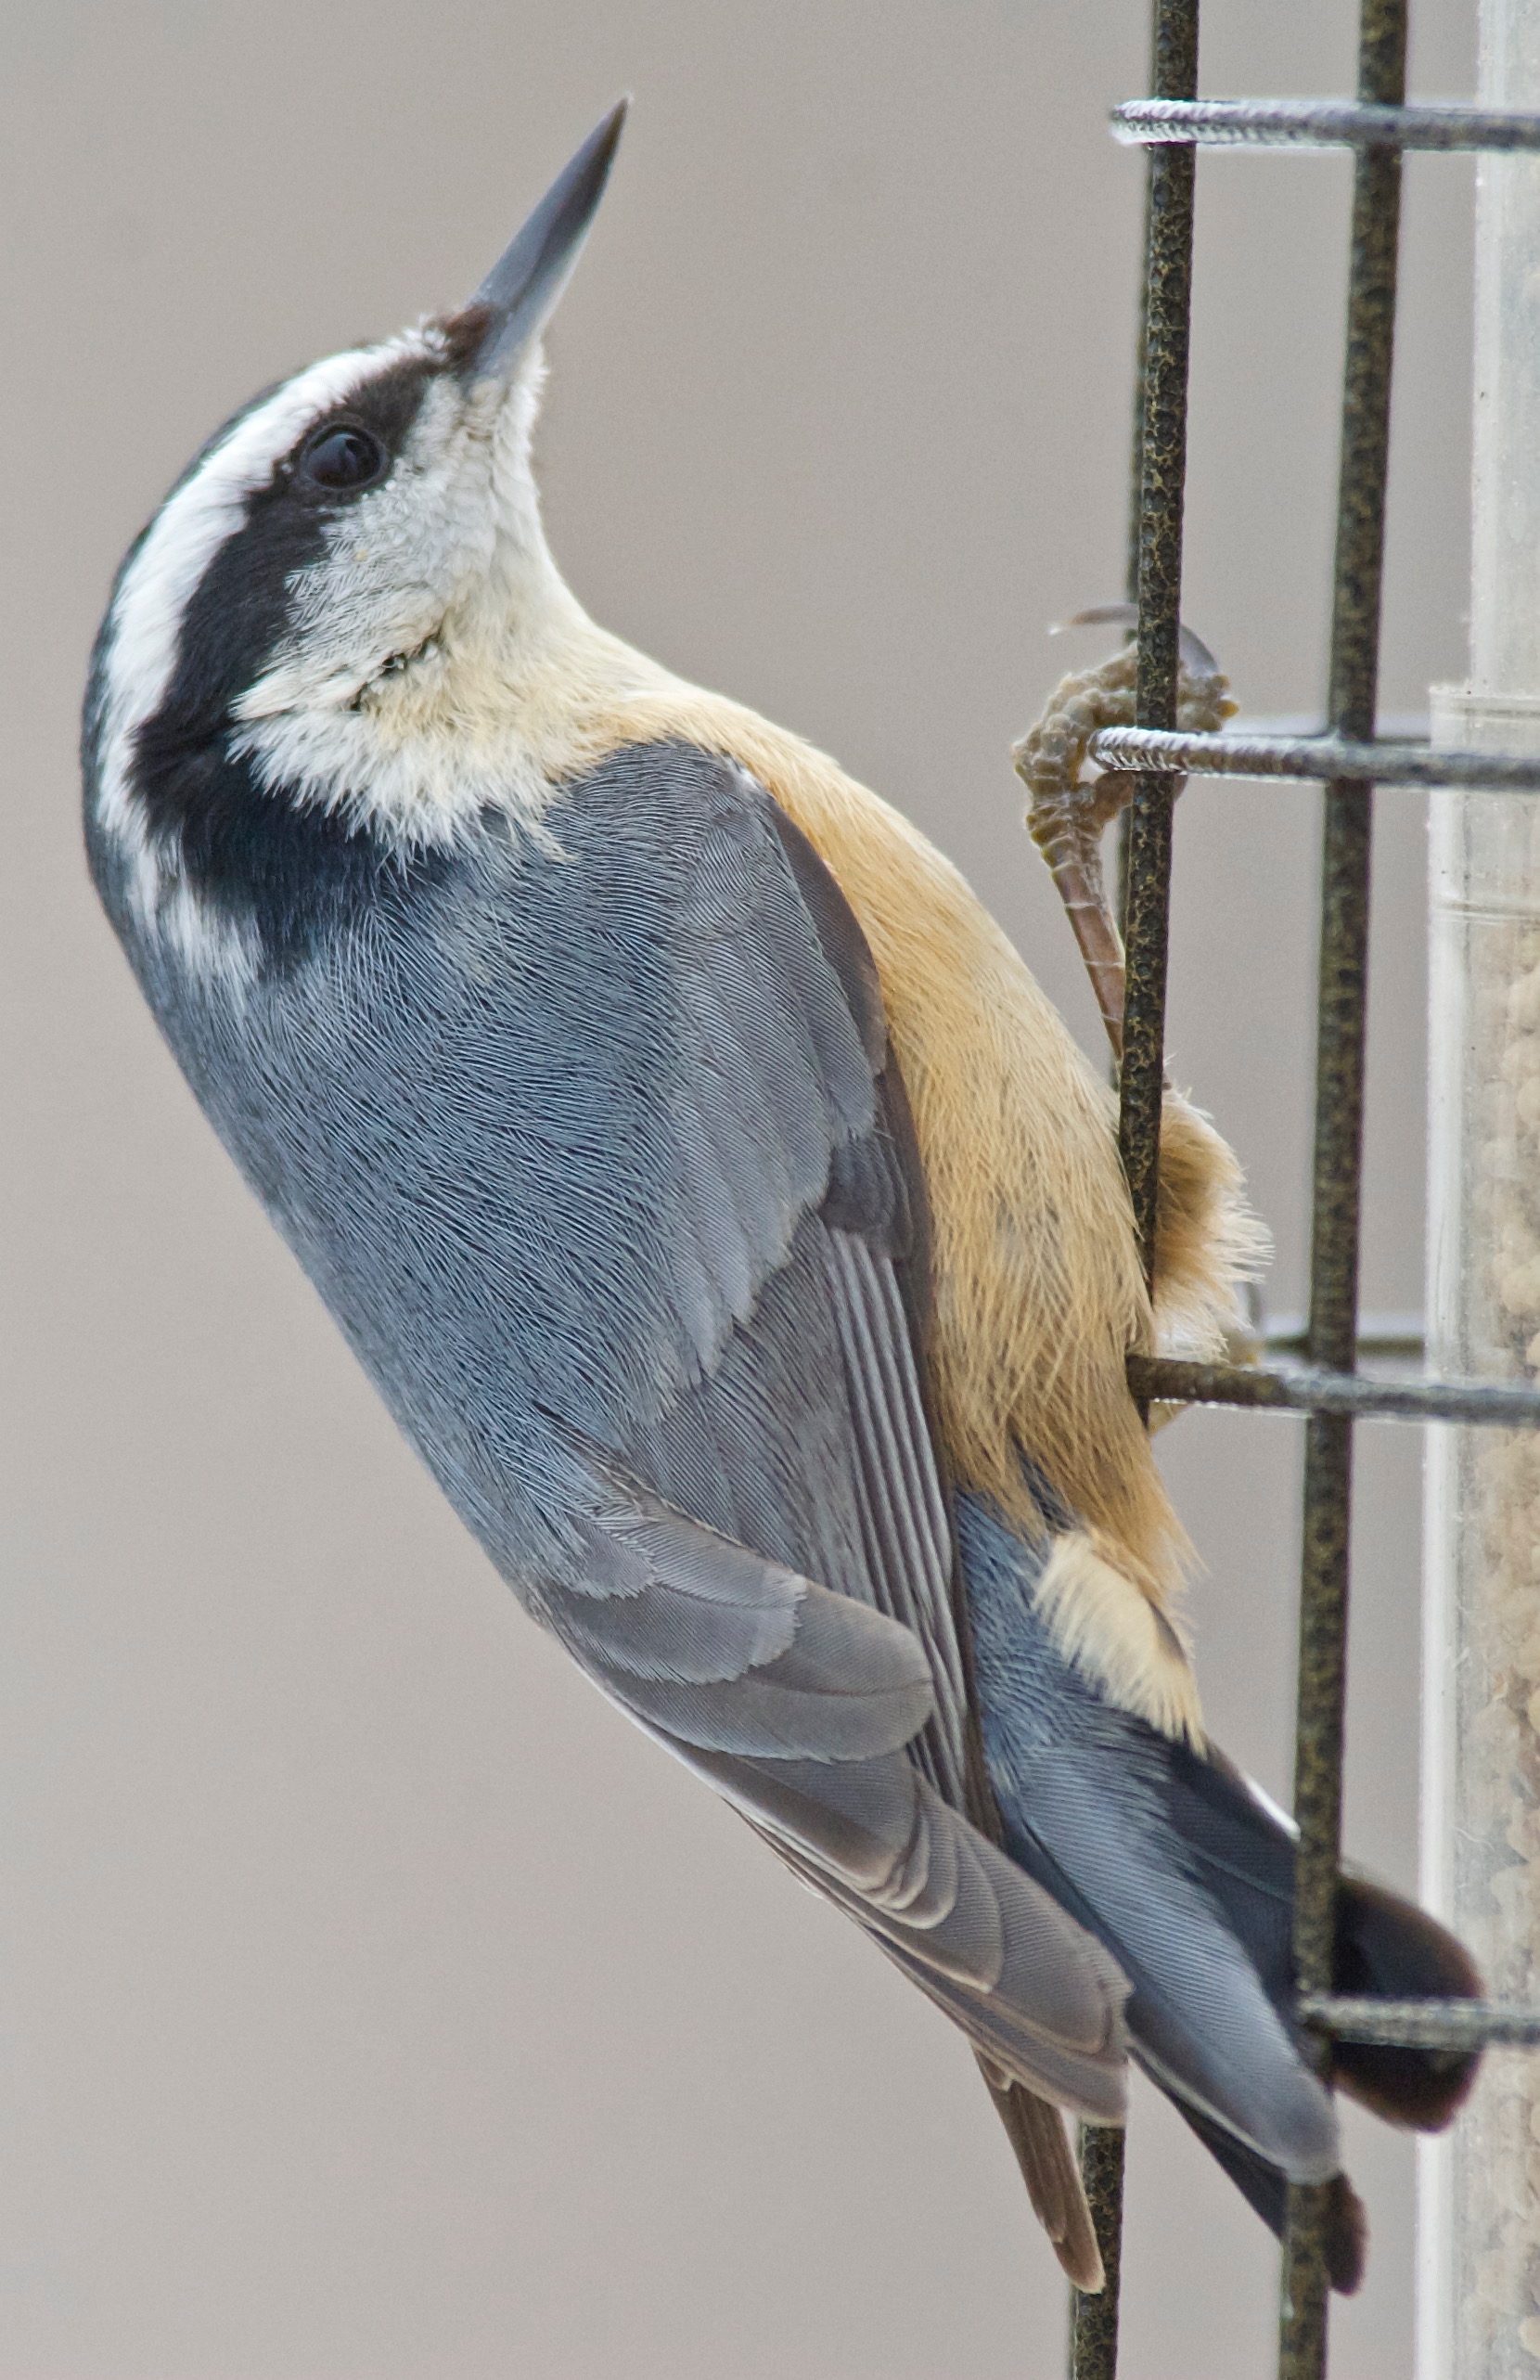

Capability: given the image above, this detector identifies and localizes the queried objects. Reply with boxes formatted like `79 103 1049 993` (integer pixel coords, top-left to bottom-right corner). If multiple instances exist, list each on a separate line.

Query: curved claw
1049 602 1224 683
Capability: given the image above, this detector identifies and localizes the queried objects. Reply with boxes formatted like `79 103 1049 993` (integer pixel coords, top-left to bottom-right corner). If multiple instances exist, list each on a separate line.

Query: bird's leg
1013 644 1139 1059
1012 626 1235 1061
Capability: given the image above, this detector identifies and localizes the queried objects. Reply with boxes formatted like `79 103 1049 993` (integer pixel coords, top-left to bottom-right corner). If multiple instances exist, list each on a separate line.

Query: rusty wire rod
1070 20 1157 2364
1115 0 1196 1285
1300 1997 1540 2052
1089 724 1540 789
1279 4 1406 2372
1113 96 1540 149
1113 133 1154 938
1067 2124 1125 2380
1119 0 1199 1278
1129 1355 1540 1427
1068 6 1201 2374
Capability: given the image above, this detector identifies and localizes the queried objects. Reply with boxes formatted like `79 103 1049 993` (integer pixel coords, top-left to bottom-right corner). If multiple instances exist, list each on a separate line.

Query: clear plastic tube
1420 4 1540 2368
1424 721 1540 2380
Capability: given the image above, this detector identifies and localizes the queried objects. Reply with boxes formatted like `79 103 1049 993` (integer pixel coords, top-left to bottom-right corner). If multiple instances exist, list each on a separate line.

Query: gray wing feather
177 739 1131 2117
545 1468 936 1759
533 1443 1128 2113
511 752 1130 2113
820 1228 969 1793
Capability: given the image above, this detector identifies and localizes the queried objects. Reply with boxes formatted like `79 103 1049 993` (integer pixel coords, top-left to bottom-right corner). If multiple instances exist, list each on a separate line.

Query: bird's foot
1013 615 1235 1058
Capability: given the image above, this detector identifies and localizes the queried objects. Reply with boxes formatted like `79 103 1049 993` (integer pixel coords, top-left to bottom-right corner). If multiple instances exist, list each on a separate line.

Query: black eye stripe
112 352 448 800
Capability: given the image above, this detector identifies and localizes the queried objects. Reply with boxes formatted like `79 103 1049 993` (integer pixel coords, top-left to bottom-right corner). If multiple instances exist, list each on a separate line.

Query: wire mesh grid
1064 4 1540 2374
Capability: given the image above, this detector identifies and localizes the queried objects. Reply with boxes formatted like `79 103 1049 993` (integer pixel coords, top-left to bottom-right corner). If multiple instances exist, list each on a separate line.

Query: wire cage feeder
1066 3 1540 2374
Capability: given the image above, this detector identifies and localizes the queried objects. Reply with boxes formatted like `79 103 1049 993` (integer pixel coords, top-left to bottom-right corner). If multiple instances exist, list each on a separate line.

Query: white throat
231 550 650 855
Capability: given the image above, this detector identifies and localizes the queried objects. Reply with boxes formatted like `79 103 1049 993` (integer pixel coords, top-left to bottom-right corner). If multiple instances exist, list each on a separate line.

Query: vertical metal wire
1115 9 1158 941
1070 9 1200 2380
1117 0 1200 1266
1067 2126 1126 2380
1278 6 1406 2374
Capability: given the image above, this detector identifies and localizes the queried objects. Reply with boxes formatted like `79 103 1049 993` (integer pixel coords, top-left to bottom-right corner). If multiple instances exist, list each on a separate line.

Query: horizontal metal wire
1128 1353 1540 1425
1087 725 1540 789
1112 97 1540 150
1299 1995 1540 2051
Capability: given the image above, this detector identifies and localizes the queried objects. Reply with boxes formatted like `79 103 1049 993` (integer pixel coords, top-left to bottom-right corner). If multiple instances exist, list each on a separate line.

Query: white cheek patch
235 377 497 723
91 328 442 856
227 361 573 851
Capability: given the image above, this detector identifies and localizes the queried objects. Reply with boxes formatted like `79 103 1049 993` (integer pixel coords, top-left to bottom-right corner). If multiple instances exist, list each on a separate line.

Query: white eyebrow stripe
92 330 435 849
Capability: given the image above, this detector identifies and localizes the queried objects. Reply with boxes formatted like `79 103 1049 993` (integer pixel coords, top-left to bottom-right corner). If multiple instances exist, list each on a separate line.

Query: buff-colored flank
538 674 1262 1744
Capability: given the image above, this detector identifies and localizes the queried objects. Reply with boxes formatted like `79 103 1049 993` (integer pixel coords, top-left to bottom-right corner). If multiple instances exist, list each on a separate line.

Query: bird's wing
982 2063 1106 2292
507 740 1127 2117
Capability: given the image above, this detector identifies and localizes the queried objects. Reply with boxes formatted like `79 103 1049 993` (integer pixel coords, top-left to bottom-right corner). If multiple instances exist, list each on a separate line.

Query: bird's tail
958 1490 1482 2292
1175 1847 1482 2291
1161 1838 1481 2294
1330 1870 1482 2129
1172 2101 1370 2293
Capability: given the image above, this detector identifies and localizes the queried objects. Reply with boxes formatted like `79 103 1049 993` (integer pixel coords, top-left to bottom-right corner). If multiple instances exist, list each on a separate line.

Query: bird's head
85 104 632 970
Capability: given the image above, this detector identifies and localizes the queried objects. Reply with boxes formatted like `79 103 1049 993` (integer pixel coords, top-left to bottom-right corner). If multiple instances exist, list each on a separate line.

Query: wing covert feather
516 750 1129 2113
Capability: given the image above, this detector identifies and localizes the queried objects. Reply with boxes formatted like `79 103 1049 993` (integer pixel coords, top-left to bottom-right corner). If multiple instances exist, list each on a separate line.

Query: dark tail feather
958 1494 1484 2281
1162 1870 1473 2299
1332 1872 1482 2129
1172 2100 1368 2295
1164 1743 1485 2132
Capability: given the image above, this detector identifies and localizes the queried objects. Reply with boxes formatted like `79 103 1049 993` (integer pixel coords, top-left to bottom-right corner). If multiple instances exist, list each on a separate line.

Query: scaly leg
1013 613 1234 1060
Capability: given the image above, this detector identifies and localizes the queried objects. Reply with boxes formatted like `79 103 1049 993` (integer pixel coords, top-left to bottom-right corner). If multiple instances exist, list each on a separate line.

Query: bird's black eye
297 424 388 493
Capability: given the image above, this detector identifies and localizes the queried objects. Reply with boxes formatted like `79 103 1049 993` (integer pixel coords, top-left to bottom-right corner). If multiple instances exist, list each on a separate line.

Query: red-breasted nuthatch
83 102 1479 2302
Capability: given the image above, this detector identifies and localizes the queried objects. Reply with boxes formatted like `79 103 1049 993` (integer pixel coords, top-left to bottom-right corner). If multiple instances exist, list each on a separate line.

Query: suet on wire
82 102 1480 2300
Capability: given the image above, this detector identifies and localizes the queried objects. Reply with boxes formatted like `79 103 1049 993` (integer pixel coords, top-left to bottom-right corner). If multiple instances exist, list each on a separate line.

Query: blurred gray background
1 3 1482 2374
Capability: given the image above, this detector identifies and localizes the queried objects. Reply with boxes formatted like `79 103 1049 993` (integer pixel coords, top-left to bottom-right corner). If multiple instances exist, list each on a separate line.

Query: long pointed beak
462 100 628 384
